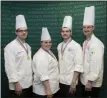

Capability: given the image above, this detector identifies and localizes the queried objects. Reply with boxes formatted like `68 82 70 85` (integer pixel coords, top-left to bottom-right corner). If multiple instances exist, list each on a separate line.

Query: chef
80 6 104 98
57 16 83 97
4 14 33 97
33 27 59 98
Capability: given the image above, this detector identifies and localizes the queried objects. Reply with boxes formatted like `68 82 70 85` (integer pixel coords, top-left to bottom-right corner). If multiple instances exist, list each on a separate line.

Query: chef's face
61 27 71 40
83 25 94 37
41 40 52 51
16 27 28 40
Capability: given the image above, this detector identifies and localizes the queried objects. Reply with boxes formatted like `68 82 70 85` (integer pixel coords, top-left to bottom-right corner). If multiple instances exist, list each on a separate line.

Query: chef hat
16 14 27 30
62 16 72 30
83 6 95 26
41 27 51 41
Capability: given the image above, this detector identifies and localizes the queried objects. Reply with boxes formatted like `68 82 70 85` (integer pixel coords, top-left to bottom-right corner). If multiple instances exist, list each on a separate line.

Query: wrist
72 79 76 84
71 81 76 88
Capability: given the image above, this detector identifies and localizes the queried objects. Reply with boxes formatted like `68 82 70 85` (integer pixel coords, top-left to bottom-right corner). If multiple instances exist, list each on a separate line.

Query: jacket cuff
74 65 83 73
40 76 49 81
9 78 19 83
87 73 98 81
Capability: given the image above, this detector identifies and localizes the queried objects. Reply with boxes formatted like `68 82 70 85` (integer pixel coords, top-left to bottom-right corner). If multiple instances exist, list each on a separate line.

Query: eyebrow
16 29 27 32
44 41 52 43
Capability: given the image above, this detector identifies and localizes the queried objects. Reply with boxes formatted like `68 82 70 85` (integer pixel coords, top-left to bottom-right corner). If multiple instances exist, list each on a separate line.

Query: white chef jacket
33 48 59 95
4 38 32 90
80 34 104 87
57 38 83 85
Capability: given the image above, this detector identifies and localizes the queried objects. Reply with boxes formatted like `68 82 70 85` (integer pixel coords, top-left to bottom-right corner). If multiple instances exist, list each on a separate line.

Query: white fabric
16 15 27 30
4 39 32 90
62 16 72 30
80 34 104 87
33 48 59 95
41 27 51 41
57 39 83 85
23 43 27 49
83 6 95 26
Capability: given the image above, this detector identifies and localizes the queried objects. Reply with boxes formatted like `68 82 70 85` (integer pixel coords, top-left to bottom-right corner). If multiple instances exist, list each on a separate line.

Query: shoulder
26 43 31 50
4 39 17 51
69 40 82 49
91 35 104 48
57 42 63 50
33 48 48 61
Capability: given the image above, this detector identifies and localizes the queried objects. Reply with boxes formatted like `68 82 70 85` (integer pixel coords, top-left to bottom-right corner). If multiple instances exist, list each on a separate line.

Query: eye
45 42 48 44
87 26 91 29
49 41 52 43
17 30 27 32
66 30 69 33
61 30 64 33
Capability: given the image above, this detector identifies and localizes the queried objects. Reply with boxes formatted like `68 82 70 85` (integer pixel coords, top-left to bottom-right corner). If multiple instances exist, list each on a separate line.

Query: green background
1 1 107 98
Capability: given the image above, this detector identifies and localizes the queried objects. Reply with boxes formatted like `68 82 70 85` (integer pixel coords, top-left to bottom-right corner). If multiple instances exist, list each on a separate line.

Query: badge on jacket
27 56 30 60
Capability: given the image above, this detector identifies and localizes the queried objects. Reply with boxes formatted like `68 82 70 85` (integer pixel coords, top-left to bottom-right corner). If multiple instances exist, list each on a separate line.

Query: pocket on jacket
16 51 24 58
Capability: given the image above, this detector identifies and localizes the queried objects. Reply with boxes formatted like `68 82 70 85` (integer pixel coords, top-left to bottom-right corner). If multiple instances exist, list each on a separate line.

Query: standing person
33 27 59 98
57 16 83 97
80 6 104 98
4 14 33 97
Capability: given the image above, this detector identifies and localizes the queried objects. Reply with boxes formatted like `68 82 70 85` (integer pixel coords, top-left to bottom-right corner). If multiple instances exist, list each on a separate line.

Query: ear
70 30 72 34
92 26 95 30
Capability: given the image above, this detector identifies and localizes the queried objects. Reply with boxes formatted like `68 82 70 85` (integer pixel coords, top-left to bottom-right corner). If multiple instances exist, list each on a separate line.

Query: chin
44 48 49 50
84 33 88 36
22 37 27 39
48 48 51 50
48 47 51 50
64 37 69 40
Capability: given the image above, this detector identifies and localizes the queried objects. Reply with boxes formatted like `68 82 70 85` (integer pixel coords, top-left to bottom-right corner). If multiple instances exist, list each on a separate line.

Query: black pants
9 86 33 98
33 93 47 98
33 90 60 98
58 83 78 98
81 83 101 98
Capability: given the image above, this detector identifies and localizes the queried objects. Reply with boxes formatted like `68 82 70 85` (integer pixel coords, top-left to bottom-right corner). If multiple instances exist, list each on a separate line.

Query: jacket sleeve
87 44 104 81
74 44 83 73
4 47 19 83
33 54 49 81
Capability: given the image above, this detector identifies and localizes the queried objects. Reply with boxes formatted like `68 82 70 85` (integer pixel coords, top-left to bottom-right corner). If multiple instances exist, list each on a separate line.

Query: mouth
84 31 89 33
47 46 51 48
22 35 26 37
63 35 68 37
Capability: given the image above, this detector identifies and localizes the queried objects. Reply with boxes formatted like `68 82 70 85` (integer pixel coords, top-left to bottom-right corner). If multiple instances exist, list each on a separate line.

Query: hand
85 81 92 91
69 82 76 95
46 90 53 98
15 82 22 96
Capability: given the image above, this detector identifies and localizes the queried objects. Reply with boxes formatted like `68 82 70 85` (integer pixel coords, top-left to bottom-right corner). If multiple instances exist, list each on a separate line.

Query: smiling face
83 25 94 37
61 27 71 40
41 40 52 51
16 27 28 41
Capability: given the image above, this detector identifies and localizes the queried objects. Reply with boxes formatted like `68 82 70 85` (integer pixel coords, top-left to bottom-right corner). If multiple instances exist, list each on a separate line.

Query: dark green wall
1 1 107 98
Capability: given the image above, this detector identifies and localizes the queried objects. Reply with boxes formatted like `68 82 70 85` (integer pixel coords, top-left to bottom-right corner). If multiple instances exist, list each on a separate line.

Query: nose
47 43 51 46
23 31 26 34
22 30 27 35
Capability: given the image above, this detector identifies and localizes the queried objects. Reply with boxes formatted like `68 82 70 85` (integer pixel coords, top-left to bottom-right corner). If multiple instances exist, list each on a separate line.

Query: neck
17 37 25 43
86 34 92 41
64 37 71 42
